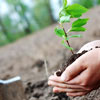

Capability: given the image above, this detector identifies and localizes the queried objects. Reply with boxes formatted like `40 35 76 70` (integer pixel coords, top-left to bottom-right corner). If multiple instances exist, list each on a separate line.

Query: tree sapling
55 0 89 55
54 0 89 76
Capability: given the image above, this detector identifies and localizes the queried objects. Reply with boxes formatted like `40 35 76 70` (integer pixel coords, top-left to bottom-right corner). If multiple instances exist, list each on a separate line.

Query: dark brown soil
25 80 70 100
56 50 88 76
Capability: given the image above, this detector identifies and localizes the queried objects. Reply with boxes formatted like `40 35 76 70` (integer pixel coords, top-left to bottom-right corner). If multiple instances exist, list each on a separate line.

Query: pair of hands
48 48 100 97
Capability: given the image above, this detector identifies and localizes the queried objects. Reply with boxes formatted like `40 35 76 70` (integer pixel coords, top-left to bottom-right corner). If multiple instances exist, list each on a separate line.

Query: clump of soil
56 50 88 76
25 80 70 100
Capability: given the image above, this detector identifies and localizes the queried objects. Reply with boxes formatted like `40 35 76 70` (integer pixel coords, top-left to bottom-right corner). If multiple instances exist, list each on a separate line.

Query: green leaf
61 40 73 50
71 14 82 18
69 34 82 38
66 4 88 18
60 15 71 23
72 18 89 27
63 0 67 8
70 27 86 32
54 28 65 37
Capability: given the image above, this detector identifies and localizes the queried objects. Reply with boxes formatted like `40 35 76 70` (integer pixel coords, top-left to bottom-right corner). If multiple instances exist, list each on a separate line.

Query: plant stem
63 28 74 55
59 23 74 54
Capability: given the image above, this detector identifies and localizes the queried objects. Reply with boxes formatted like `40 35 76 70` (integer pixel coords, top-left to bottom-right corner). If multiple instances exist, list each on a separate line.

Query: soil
56 50 88 76
25 80 70 100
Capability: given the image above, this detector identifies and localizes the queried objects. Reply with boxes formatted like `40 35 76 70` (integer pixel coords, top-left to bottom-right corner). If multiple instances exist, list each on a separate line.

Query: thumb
61 58 85 82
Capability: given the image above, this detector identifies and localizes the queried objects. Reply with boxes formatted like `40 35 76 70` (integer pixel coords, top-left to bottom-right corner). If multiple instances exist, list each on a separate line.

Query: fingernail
61 75 66 81
61 74 69 82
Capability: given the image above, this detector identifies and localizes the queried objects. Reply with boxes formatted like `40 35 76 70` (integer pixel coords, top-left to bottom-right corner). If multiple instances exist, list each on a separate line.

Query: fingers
53 87 86 93
48 75 91 97
48 80 67 88
48 79 91 90
48 74 92 90
48 79 90 90
61 58 86 82
53 86 89 97
66 92 87 97
64 84 91 91
49 75 64 83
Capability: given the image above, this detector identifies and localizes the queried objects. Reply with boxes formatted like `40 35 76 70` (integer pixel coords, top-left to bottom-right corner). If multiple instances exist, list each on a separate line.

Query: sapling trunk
59 23 74 54
63 27 74 54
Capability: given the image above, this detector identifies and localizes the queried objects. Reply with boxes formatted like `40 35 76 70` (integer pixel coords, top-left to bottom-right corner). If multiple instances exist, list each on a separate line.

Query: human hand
48 74 90 96
60 48 100 96
48 40 100 97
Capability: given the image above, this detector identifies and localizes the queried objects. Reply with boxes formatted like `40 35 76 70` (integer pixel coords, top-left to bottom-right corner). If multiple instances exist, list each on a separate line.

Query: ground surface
0 6 100 100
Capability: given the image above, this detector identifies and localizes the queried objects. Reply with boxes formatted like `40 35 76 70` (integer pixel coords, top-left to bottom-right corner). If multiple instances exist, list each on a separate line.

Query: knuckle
82 81 88 86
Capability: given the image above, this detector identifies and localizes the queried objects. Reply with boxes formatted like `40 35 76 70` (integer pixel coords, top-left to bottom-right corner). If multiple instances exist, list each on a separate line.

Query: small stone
56 70 62 76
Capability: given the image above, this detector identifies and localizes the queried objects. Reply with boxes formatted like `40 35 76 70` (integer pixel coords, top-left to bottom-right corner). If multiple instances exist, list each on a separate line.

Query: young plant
55 0 89 54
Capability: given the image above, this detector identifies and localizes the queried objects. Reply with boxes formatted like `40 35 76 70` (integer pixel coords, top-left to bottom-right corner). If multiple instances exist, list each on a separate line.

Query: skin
48 40 100 97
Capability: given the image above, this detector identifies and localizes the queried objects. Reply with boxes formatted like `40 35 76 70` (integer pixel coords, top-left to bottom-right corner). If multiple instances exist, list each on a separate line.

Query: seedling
55 0 89 54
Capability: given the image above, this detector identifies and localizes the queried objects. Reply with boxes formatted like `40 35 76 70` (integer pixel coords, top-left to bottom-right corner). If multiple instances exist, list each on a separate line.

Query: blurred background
0 0 100 47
